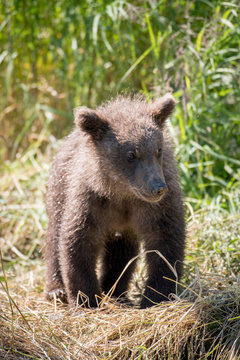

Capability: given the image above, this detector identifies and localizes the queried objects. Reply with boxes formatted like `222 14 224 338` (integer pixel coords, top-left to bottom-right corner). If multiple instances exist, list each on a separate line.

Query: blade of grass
119 45 153 84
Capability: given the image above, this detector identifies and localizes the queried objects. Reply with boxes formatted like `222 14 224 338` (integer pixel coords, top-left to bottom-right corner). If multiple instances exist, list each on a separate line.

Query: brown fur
44 94 185 308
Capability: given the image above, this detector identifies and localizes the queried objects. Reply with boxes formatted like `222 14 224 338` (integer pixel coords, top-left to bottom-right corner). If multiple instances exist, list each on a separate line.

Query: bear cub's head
74 94 176 203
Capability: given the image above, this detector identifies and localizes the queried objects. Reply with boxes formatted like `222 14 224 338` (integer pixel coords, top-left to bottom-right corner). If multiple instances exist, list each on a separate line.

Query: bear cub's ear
150 94 176 127
74 107 109 141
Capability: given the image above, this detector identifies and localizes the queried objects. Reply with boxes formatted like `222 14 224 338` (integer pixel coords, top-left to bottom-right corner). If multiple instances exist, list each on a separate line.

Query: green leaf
196 28 205 52
93 13 101 46
120 45 153 84
221 18 234 30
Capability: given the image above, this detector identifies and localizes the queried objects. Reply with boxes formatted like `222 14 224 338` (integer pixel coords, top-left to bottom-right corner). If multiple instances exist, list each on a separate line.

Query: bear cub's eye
127 151 137 162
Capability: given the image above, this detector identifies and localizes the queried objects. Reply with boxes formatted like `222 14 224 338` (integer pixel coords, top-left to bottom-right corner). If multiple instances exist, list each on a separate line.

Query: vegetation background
0 0 239 359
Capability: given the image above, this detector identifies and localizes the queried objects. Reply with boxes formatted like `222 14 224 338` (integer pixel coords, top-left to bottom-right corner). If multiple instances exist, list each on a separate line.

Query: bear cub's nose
151 181 168 195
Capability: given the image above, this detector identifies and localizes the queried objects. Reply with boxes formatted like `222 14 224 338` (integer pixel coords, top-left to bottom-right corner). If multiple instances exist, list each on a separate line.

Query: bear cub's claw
47 288 67 303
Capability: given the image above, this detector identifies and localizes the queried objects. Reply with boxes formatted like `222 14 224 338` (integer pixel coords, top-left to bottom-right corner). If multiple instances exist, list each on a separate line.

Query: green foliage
0 0 239 211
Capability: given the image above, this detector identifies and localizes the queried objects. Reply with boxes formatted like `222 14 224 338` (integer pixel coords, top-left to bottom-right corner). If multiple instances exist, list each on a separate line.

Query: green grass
1 0 239 208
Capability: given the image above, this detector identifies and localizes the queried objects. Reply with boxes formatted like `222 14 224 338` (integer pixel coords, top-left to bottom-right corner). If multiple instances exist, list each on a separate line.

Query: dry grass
0 254 240 360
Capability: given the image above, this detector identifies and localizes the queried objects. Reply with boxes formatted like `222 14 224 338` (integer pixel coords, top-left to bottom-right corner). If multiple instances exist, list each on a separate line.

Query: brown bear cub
44 94 185 308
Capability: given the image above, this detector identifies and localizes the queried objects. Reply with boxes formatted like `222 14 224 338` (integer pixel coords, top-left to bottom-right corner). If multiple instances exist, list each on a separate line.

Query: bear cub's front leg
58 210 102 307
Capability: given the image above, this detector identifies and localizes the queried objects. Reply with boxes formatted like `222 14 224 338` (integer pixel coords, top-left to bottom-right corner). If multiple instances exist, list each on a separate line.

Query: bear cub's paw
46 288 67 303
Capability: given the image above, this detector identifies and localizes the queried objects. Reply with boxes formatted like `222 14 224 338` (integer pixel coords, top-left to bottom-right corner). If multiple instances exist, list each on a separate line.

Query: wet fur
44 94 185 308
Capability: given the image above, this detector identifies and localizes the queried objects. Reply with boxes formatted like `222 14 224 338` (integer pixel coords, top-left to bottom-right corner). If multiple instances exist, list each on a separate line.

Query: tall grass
0 0 239 211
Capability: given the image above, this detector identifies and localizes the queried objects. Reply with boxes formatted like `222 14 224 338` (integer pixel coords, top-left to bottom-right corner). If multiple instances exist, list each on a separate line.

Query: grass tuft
0 260 239 359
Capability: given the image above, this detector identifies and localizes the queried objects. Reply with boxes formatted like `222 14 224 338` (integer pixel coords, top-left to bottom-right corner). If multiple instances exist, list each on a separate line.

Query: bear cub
44 94 185 308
